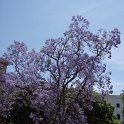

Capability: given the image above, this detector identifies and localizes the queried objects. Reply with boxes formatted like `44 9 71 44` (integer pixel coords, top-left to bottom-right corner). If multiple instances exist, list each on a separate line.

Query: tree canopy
84 95 120 124
0 15 121 124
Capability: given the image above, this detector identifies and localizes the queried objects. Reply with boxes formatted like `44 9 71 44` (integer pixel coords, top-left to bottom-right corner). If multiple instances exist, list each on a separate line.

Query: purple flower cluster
0 15 120 124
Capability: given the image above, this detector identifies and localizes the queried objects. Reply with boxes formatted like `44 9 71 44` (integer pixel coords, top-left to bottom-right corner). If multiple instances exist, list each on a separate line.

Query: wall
105 95 123 122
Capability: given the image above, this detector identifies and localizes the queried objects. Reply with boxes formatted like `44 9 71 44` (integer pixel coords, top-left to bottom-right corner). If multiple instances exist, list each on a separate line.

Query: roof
0 57 10 65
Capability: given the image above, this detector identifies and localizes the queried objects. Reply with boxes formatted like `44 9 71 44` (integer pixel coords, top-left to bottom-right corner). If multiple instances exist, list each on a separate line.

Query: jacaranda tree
0 15 121 124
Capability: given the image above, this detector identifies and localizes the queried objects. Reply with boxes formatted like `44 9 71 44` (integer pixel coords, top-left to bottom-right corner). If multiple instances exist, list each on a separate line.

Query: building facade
0 58 9 74
105 95 124 122
0 57 9 82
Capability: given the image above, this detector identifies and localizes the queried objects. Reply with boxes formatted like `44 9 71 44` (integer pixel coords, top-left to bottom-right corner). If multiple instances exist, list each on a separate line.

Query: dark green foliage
0 87 120 124
8 92 33 124
121 91 124 124
84 100 119 124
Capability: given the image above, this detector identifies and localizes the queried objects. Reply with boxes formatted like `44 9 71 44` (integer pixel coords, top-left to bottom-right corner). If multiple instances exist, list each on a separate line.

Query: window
117 114 120 120
116 103 120 108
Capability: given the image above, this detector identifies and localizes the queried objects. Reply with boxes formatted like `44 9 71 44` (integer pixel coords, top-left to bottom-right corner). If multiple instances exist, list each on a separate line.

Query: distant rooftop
0 57 10 65
0 57 10 78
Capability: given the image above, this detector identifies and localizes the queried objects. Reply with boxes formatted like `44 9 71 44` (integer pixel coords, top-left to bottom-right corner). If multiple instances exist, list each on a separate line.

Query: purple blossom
0 15 121 124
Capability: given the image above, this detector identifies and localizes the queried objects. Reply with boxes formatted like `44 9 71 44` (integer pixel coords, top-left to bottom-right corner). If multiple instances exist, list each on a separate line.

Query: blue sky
0 0 124 94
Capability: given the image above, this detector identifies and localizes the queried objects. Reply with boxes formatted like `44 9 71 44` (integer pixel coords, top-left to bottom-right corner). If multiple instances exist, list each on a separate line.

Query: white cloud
77 0 124 21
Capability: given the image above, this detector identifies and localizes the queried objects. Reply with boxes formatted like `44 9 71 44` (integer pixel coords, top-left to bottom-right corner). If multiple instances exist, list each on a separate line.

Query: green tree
121 90 124 124
84 98 120 124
